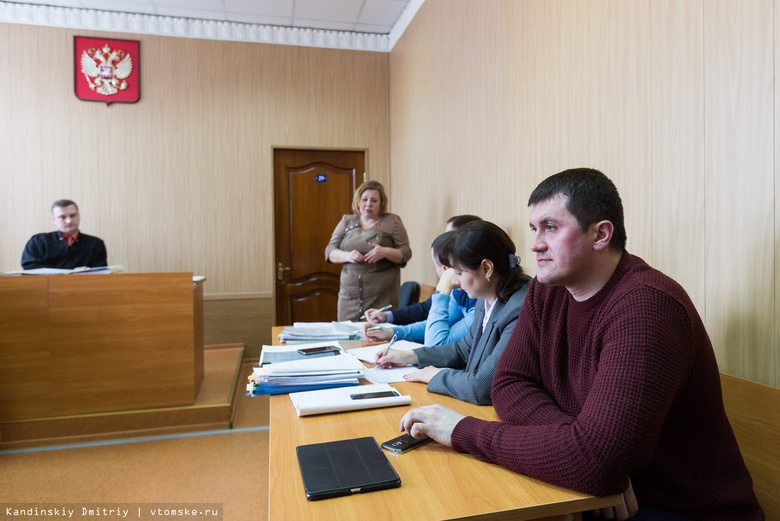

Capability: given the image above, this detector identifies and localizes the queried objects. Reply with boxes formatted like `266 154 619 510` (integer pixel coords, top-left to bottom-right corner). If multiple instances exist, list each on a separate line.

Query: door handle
277 262 292 281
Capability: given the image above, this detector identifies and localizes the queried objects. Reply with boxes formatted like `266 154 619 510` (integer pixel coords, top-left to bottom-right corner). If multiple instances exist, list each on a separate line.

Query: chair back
720 372 780 518
418 283 436 304
397 281 420 309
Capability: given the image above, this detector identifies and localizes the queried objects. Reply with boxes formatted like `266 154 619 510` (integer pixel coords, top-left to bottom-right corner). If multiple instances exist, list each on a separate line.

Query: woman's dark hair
442 221 526 303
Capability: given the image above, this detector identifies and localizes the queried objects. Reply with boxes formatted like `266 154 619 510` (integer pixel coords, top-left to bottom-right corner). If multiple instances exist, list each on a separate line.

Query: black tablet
296 436 401 500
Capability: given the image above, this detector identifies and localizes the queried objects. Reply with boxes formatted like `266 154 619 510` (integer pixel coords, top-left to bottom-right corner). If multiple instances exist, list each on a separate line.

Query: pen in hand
360 304 392 321
376 332 398 369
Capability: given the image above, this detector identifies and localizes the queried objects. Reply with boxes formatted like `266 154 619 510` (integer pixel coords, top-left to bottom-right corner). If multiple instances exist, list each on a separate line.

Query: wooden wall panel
775 0 780 394
203 296 274 359
1 25 390 298
389 0 515 271
391 0 652 278
508 0 653 261
389 0 778 386
649 0 705 311
703 0 775 383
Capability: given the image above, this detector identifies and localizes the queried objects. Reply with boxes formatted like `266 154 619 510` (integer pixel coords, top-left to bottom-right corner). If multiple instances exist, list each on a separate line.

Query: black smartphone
381 433 432 453
297 345 341 356
349 390 400 400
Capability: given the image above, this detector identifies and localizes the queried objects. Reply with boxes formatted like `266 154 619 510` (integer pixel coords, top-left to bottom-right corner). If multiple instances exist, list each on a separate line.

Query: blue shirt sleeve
391 321 425 343
424 291 476 346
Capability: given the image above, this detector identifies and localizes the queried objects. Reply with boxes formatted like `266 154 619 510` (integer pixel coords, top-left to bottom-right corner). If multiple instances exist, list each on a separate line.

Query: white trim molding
0 0 426 52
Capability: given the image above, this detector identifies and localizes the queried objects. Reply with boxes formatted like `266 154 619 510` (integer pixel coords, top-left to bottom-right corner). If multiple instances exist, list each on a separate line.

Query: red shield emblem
74 36 140 105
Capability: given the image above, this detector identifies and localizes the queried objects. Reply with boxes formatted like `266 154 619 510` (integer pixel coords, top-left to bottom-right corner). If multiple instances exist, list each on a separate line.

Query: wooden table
268 328 620 521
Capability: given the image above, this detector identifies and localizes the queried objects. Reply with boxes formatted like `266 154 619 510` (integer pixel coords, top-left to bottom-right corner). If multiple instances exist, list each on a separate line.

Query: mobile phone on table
297 345 341 355
381 433 432 453
349 390 400 400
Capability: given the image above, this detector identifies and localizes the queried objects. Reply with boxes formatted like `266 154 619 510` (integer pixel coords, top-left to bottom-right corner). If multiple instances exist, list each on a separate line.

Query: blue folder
248 381 360 396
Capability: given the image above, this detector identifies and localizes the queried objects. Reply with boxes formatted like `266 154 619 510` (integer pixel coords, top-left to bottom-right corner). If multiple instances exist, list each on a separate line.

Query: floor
0 360 271 521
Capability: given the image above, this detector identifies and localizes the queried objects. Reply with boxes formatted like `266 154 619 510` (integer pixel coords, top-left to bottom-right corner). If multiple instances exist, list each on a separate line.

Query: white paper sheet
346 339 422 363
361 366 419 384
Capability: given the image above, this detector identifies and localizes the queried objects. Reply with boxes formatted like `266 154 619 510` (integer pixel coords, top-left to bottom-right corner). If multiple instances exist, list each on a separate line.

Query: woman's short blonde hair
352 180 388 215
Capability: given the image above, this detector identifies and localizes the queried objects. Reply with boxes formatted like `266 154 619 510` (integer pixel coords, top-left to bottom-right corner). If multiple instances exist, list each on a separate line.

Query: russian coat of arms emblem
80 44 133 96
74 36 140 104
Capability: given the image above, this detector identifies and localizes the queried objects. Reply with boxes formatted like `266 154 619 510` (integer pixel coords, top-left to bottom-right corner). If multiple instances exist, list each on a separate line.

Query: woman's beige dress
325 213 412 321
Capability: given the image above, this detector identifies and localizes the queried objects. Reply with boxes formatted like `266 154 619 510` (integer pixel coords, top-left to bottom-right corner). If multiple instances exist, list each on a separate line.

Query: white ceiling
0 0 425 51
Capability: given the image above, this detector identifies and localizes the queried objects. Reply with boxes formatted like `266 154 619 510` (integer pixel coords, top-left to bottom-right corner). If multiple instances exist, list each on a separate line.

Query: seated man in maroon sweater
398 168 764 521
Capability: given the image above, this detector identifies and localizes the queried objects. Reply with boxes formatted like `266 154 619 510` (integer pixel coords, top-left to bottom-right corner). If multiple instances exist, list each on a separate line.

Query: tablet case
296 436 401 500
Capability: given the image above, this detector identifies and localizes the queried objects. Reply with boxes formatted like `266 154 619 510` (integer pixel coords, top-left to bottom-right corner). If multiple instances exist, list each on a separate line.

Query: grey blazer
415 274 531 405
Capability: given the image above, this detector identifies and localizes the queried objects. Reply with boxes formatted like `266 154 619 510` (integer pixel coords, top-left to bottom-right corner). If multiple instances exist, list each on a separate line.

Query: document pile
277 321 362 343
4 265 125 275
247 343 364 396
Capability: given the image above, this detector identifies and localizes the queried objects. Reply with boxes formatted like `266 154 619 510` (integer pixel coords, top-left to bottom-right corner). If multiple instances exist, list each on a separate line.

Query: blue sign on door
316 174 327 182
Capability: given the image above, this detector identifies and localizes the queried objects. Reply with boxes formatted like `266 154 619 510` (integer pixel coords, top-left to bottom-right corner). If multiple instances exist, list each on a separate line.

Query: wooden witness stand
268 326 620 521
0 272 204 421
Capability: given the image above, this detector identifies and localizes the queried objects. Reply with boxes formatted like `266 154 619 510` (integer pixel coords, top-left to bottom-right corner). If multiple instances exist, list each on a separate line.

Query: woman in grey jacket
375 221 530 405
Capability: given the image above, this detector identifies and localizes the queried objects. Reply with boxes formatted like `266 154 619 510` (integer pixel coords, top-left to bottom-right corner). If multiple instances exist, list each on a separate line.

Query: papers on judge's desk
3 265 125 275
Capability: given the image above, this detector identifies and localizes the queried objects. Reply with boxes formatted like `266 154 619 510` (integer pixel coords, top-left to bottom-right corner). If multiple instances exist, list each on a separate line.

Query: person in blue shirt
374 221 531 405
363 214 482 325
361 231 477 345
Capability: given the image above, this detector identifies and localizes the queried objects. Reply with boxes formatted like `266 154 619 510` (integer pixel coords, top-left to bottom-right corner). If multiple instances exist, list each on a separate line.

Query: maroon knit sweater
451 253 763 520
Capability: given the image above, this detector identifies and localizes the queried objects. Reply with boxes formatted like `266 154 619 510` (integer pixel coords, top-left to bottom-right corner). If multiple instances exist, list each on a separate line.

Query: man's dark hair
528 168 627 251
446 214 482 231
431 231 456 266
51 199 78 212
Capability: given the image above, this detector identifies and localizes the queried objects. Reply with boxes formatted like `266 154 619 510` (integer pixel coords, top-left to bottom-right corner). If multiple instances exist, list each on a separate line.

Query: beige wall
1 23 390 298
389 0 778 386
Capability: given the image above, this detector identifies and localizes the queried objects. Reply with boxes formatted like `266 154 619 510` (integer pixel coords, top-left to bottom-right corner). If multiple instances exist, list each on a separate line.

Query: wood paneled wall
1 23 390 299
389 0 778 386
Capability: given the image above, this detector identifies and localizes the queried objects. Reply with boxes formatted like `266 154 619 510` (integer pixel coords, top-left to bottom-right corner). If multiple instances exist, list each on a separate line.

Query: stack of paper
247 348 365 396
277 321 362 343
4 265 125 275
289 383 412 416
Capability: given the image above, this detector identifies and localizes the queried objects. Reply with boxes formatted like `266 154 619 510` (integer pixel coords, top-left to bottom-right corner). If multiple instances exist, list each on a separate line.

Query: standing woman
375 221 531 405
325 181 412 321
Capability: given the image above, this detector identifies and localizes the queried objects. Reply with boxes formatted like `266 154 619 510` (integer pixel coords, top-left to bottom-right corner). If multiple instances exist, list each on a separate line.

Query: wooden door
274 149 364 325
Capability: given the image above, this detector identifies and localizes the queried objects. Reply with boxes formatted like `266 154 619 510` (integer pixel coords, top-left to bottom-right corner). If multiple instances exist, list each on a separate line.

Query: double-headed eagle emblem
80 44 133 96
